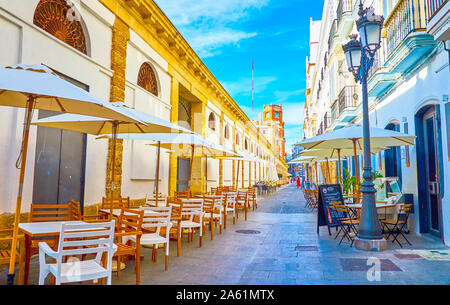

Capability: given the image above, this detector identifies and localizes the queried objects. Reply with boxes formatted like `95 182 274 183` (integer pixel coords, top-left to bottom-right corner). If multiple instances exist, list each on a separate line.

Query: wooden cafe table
345 200 398 219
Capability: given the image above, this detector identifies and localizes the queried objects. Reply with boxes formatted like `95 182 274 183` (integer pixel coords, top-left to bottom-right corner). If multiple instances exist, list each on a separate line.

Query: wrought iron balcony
427 0 448 20
384 0 437 73
323 113 331 130
328 19 338 52
336 0 353 28
426 0 449 41
385 0 429 55
338 86 357 114
317 122 324 135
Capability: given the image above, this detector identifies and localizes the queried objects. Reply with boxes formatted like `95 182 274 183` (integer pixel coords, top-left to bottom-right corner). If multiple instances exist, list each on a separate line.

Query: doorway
32 72 87 209
385 123 402 182
415 105 444 238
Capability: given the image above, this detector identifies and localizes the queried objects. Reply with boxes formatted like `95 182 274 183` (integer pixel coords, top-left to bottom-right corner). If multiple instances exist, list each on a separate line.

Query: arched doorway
415 104 444 238
384 122 402 183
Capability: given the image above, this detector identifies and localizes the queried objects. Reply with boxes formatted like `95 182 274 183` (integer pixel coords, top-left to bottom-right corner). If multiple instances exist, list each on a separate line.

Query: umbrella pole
155 141 161 206
188 144 194 190
315 162 318 188
109 122 118 219
8 96 35 285
326 157 331 184
352 139 360 202
337 149 342 189
111 122 118 197
205 156 208 194
236 160 240 189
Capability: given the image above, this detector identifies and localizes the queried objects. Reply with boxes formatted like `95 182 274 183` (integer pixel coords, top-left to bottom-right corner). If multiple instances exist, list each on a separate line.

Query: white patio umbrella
0 64 143 285
116 133 241 197
297 124 415 192
297 147 387 187
31 104 193 197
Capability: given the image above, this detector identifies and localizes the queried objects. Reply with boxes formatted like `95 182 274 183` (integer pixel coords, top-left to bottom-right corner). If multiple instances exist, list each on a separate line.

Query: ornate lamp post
342 1 386 251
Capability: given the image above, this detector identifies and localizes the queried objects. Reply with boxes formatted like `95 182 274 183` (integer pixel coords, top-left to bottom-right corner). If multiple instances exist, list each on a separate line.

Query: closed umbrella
0 64 143 285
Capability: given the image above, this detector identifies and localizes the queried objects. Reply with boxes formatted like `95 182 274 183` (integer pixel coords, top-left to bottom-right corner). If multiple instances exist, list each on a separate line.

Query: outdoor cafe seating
9 181 272 285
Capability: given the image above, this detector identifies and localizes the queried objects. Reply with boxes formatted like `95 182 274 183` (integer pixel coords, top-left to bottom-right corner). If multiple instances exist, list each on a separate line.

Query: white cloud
273 89 305 103
155 0 269 58
186 30 257 58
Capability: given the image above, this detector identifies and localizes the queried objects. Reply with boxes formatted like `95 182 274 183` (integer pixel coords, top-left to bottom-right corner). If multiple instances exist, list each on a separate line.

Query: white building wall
361 48 450 244
0 0 114 212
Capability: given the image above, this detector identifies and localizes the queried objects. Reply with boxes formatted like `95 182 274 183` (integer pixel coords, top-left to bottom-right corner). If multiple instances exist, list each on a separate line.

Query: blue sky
155 0 324 157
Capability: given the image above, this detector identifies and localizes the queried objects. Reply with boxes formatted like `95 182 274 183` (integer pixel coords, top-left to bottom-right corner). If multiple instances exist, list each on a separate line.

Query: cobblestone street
7 184 449 285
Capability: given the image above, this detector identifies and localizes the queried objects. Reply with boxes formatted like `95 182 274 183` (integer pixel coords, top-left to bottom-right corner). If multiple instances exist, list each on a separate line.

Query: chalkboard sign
317 184 345 235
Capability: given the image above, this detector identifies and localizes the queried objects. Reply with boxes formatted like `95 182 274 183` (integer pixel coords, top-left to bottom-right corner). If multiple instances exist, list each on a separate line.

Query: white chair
135 206 172 270
224 192 237 226
180 199 204 247
38 220 116 285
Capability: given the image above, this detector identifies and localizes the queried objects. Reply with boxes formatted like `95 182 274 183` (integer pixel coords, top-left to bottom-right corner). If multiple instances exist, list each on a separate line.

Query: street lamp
342 1 387 251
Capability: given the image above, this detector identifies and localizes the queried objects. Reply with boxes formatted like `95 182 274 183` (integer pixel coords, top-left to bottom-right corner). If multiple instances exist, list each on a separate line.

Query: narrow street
11 184 449 285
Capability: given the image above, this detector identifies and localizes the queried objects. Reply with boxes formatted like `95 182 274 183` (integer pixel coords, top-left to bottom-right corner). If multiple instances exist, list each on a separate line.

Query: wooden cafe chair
99 197 130 220
0 229 25 284
138 206 173 270
235 190 248 221
113 209 144 284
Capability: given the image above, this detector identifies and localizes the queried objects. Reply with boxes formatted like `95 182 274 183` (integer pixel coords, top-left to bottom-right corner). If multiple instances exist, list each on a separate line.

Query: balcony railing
317 122 324 135
323 113 331 130
384 0 429 56
328 19 337 52
368 37 388 78
338 86 358 113
331 99 339 122
427 0 448 20
336 0 353 28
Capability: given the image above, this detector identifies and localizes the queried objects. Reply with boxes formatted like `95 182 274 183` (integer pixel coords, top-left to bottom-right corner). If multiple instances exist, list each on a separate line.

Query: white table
19 221 89 285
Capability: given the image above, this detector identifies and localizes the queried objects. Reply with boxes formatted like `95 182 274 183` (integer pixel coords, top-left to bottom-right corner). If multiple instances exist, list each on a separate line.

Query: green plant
342 168 384 194
278 173 282 179
342 168 356 194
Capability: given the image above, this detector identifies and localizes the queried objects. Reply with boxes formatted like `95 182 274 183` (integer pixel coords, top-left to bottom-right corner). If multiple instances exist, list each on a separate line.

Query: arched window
33 0 89 55
138 62 159 96
208 113 216 131
224 124 230 140
244 138 248 151
236 132 241 146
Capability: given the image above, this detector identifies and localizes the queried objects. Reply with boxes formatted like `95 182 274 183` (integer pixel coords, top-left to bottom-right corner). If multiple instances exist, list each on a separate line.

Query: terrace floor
4 184 450 285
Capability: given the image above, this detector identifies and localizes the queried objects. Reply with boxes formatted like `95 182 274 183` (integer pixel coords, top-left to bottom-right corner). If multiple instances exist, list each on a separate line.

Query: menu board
317 184 345 235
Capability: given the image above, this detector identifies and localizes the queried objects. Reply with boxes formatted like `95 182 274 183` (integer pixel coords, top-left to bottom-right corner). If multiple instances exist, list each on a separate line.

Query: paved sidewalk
6 184 450 285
